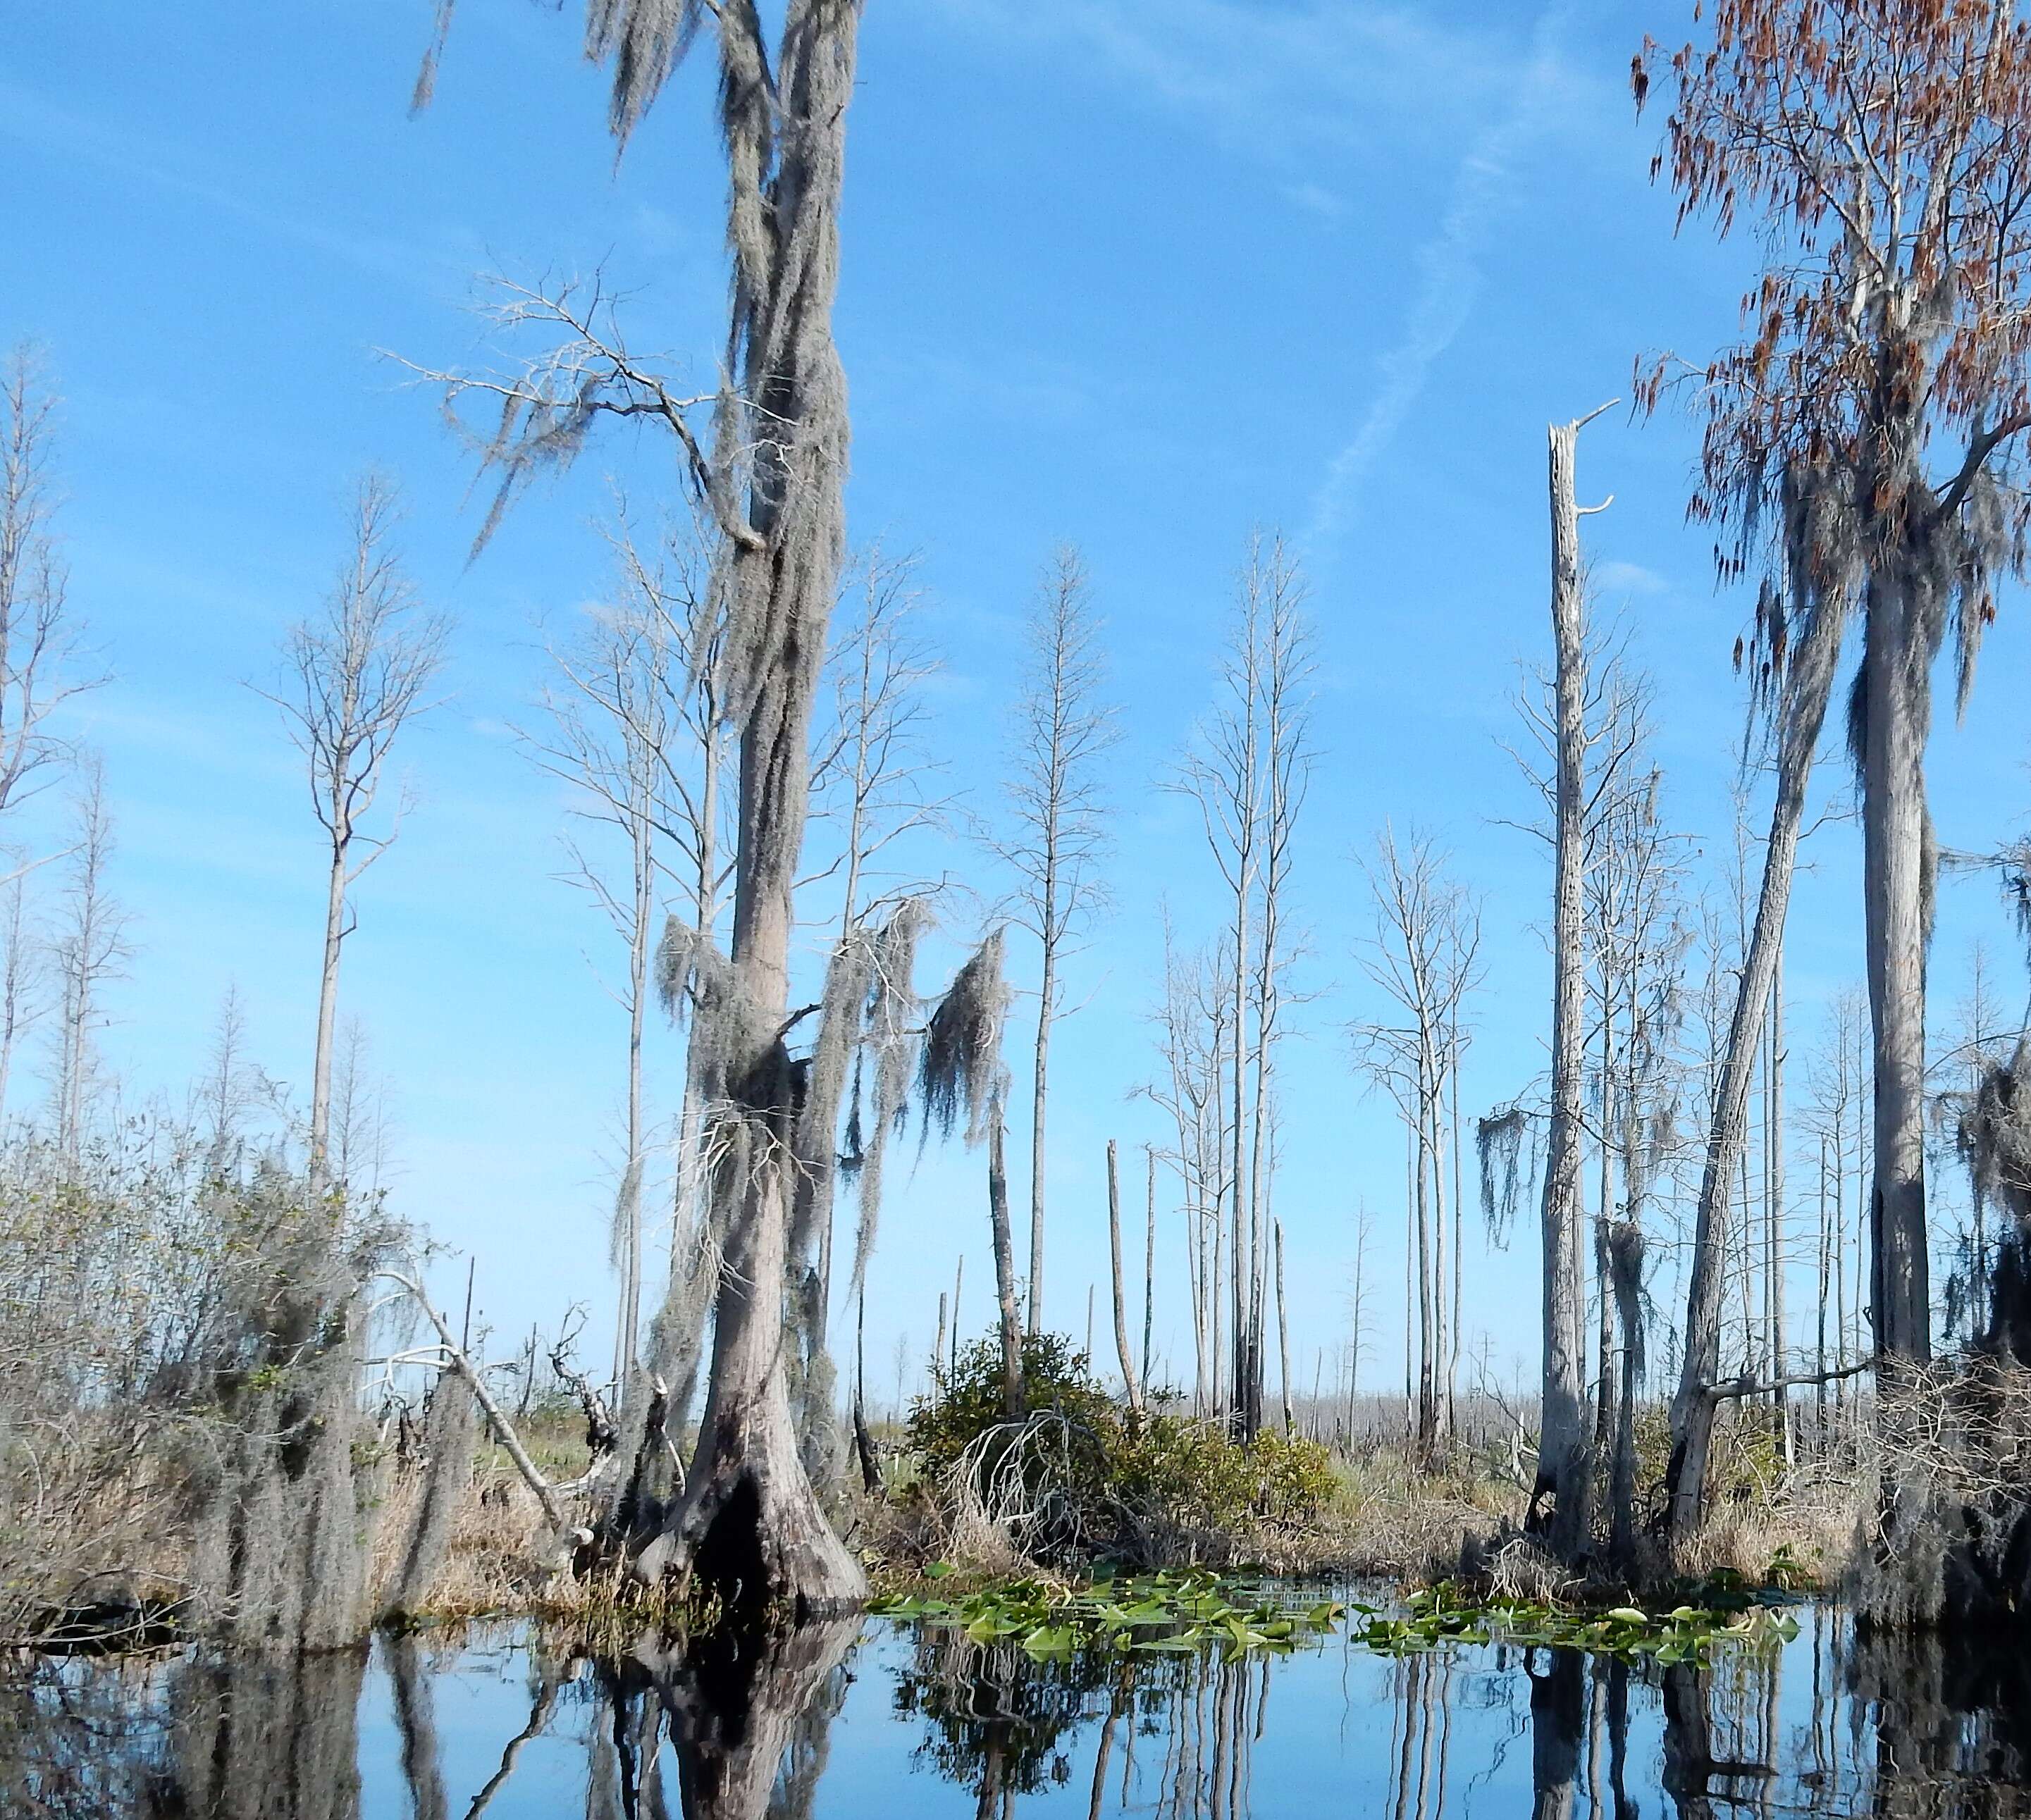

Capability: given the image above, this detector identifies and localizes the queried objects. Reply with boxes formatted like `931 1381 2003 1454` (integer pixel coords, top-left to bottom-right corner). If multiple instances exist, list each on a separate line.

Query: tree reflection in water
18 1604 2031 1815
639 1617 856 1820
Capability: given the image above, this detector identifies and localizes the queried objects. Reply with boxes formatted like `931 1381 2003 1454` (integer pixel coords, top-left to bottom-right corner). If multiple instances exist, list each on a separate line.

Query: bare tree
1353 825 1482 1459
1533 407 1613 1556
0 347 101 828
1105 1139 1144 1417
265 476 445 1199
196 982 273 1160
330 1015 395 1200
49 758 130 1163
1171 531 1314 1437
999 545 1118 1337
799 543 944 1351
520 511 719 1400
1576 679 1691 1462
0 866 40 1133
1140 913 1232 1419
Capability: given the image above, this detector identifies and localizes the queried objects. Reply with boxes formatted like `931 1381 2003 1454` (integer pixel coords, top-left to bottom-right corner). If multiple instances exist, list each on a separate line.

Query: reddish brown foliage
1638 0 2031 598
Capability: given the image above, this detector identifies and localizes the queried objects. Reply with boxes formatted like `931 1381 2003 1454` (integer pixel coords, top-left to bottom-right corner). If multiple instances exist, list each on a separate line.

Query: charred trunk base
635 1394 866 1624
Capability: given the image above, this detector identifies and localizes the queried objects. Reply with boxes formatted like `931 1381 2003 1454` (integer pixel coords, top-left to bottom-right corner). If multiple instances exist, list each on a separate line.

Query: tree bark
617 791 652 1397
1106 1139 1144 1418
308 841 346 1197
1607 1223 1644 1567
1029 921 1054 1337
641 2 870 1621
1664 537 1843 1551
1142 1146 1156 1394
1275 1219 1294 1435
1861 568 1934 1364
988 1115 1025 1419
1530 414 1595 1559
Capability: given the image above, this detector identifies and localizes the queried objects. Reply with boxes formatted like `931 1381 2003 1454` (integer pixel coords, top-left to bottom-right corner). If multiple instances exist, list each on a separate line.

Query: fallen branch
1700 1358 1876 1404
374 1269 574 1534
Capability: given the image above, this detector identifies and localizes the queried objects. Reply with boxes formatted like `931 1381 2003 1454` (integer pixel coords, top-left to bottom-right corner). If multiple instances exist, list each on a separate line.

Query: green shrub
906 1332 1117 1484
903 1331 1336 1556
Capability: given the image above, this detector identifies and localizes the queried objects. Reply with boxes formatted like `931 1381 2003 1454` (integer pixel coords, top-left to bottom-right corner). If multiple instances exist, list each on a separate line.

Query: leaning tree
1639 0 2031 1559
419 0 871 1616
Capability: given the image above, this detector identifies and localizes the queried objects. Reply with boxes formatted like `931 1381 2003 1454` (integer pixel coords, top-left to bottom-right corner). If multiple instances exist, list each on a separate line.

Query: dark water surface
9 1601 2031 1816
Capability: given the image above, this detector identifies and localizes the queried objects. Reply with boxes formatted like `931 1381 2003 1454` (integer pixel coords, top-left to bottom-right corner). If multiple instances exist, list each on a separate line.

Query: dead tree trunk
1529 409 1605 1560
1143 1145 1156 1393
1275 1218 1295 1435
989 1113 1026 1420
1106 1139 1144 1418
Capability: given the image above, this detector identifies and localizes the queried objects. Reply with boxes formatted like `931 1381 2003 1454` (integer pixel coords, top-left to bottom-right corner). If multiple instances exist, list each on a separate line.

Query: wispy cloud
1594 559 1669 598
910 0 1521 160
0 79 455 292
1305 2 1581 546
1283 182 1345 220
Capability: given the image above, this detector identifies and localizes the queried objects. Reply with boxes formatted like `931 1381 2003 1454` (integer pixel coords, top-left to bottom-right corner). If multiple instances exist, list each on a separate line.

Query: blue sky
4 0 2026 1406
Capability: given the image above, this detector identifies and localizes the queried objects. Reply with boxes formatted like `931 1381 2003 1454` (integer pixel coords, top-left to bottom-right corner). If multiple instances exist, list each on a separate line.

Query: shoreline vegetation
11 0 2031 1721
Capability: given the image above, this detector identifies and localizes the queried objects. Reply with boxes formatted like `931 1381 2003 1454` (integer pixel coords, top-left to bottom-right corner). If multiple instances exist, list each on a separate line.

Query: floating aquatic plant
870 1568 1344 1661
873 1568 1798 1667
1349 1581 1797 1664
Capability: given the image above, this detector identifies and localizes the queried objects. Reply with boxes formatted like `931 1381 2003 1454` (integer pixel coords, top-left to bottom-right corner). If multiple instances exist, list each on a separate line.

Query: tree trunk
308 841 346 1197
1142 1146 1156 1394
988 1115 1025 1420
1106 1140 1144 1418
641 1 870 1622
1230 909 1251 1436
1607 1222 1645 1566
617 797 651 1399
1275 1219 1294 1435
1862 571 1933 1364
1029 932 1054 1336
1531 415 1595 1559
1767 946 1791 1463
1664 554 1842 1551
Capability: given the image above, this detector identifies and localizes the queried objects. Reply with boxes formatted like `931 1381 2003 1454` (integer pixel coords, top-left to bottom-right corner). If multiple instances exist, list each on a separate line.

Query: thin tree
1141 915 1231 1418
1577 680 1691 1461
330 1015 395 1196
49 758 129 1163
920 929 1023 1419
0 346 100 829
1106 1138 1144 1418
1172 531 1313 1436
0 867 39 1133
524 559 679 1397
1353 825 1482 1459
999 545 1118 1337
196 983 268 1159
265 477 445 1200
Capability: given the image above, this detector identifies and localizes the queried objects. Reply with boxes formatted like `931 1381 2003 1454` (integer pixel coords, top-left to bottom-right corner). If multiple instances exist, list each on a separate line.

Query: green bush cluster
903 1332 1336 1552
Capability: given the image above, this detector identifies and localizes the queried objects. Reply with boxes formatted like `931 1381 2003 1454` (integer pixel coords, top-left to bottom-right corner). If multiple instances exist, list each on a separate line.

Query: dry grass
1306 1444 1522 1580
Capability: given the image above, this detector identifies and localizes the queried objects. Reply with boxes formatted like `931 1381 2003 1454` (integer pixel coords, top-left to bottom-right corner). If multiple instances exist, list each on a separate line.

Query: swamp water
8 1599 2031 1817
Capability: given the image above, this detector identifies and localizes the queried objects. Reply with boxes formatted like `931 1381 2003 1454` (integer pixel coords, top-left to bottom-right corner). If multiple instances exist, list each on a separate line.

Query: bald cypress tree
418 0 871 1614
